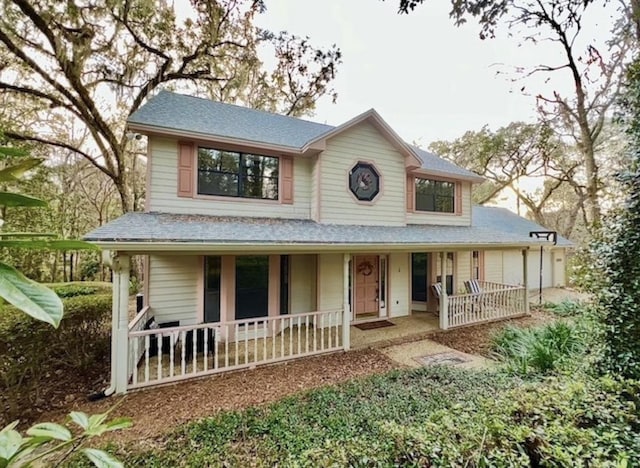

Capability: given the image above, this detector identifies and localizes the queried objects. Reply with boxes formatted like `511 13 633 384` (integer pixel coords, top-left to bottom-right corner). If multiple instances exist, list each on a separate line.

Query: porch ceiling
84 212 551 253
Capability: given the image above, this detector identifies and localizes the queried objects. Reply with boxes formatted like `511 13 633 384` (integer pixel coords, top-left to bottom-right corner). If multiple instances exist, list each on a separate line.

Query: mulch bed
37 349 398 444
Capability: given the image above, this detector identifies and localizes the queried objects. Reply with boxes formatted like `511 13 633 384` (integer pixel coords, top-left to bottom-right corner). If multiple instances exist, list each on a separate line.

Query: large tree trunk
581 135 601 226
115 171 134 213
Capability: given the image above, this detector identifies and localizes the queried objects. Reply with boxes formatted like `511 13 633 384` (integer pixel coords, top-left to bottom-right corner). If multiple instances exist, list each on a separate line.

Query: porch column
439 251 449 330
111 253 130 394
342 253 351 351
522 248 530 315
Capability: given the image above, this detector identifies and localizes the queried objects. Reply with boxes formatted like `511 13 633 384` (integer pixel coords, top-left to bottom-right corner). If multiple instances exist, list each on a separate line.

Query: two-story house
85 91 571 394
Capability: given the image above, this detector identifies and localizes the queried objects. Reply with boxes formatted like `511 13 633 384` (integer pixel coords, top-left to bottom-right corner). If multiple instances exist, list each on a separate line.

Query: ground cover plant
89 365 639 467
490 321 587 376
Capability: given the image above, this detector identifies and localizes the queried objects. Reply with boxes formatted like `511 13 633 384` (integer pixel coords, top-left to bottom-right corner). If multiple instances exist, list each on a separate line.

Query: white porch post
342 253 351 351
111 253 130 394
522 248 530 315
439 251 449 330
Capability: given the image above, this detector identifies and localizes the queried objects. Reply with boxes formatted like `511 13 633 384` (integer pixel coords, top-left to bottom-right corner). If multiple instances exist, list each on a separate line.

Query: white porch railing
447 283 526 328
127 309 344 390
127 305 153 382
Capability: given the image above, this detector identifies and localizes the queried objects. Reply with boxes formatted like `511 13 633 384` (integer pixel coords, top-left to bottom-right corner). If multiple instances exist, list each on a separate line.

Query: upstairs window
415 178 455 213
197 148 279 200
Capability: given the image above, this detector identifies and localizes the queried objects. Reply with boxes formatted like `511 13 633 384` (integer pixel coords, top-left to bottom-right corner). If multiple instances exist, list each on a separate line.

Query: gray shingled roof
128 91 480 180
411 146 480 181
85 211 557 247
473 206 573 247
128 91 334 149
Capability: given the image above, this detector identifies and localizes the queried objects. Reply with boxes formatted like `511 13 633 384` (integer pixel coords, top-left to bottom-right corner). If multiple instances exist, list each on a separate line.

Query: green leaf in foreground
0 262 63 327
0 158 43 183
0 192 47 208
82 448 125 468
25 423 71 441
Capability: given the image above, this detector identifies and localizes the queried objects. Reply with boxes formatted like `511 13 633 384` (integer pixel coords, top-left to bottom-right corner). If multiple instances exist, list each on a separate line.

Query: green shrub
0 294 112 423
591 58 640 380
544 299 589 317
45 281 112 298
491 322 586 375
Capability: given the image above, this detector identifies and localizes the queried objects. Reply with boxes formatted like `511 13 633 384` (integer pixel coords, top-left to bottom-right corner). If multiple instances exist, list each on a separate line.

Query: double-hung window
197 148 279 200
415 178 455 213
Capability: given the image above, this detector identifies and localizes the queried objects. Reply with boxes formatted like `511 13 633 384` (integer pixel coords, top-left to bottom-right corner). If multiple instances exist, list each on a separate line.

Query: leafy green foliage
46 282 112 299
543 299 589 317
0 410 131 467
0 145 97 325
0 294 112 423
119 367 514 467
491 322 586 375
111 367 640 466
591 58 640 379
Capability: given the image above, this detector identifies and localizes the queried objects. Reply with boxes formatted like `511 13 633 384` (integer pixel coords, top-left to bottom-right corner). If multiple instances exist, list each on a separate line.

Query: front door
354 255 379 319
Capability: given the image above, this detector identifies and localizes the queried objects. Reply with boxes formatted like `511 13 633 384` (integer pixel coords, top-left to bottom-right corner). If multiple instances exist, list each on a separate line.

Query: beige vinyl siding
552 249 566 287
526 248 554 289
319 122 406 226
148 137 312 218
406 181 472 226
310 155 320 222
456 251 472 293
290 254 317 314
484 251 503 283
388 253 410 318
502 250 524 286
148 254 199 325
316 253 343 311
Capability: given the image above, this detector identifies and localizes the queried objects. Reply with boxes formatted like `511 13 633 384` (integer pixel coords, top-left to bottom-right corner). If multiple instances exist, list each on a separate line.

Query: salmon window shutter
406 175 415 211
177 142 195 198
280 156 294 204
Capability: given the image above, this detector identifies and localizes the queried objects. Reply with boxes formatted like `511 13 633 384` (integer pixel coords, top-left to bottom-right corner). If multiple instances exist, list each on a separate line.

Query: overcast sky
255 0 616 147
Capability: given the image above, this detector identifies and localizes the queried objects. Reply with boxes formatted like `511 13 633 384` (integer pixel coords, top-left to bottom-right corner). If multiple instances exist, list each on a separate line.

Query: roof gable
302 109 423 168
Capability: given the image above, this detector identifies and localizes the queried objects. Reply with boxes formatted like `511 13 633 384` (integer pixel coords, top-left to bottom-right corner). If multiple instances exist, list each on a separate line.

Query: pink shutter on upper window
406 175 415 211
280 156 294 204
455 183 462 215
177 142 194 198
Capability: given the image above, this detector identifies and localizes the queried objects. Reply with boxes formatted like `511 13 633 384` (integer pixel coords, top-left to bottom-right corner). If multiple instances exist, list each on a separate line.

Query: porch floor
351 311 439 349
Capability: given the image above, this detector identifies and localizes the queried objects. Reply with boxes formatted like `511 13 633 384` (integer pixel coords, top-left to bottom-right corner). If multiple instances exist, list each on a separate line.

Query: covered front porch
108 249 529 393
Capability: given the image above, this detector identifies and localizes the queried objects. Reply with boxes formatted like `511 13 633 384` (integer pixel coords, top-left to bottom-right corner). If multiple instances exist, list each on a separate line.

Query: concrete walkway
380 338 494 370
